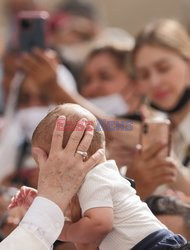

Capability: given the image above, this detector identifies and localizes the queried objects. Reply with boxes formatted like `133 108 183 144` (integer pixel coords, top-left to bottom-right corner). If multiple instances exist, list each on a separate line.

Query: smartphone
117 112 143 122
17 11 49 52
140 118 171 158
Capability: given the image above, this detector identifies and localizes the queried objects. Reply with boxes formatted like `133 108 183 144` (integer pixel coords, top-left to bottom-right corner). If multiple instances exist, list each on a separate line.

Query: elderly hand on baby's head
33 114 105 212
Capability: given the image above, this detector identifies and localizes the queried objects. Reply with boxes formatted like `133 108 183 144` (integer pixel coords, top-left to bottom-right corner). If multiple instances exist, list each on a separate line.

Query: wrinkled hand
127 143 177 199
8 186 37 211
33 116 105 212
17 49 58 90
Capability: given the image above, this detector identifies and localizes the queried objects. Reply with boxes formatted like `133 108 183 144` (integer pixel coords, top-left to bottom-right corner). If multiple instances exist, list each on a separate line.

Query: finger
84 148 105 173
33 48 57 65
17 61 31 73
20 53 39 72
32 49 48 63
65 118 87 154
148 158 177 170
75 125 94 160
28 190 37 200
140 104 151 120
146 158 177 172
10 193 21 207
49 116 66 154
142 143 167 161
165 157 177 165
8 197 17 209
20 186 28 194
152 165 177 178
155 174 177 186
32 147 48 166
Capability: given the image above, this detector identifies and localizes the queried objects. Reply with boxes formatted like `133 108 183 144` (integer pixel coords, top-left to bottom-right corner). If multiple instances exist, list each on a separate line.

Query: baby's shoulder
86 160 120 181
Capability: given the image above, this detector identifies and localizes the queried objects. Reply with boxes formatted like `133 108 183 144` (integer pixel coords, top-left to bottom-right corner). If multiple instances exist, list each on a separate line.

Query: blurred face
81 52 129 98
135 45 190 110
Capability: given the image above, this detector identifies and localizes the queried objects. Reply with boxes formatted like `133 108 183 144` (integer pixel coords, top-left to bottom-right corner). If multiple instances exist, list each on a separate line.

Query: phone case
17 11 49 52
140 118 171 157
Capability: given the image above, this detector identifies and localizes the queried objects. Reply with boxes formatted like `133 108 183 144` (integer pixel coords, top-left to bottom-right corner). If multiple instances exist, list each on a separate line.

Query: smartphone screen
17 11 49 52
140 118 171 158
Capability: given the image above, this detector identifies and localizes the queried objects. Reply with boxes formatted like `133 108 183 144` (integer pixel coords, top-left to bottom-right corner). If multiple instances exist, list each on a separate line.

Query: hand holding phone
17 11 49 52
140 117 171 158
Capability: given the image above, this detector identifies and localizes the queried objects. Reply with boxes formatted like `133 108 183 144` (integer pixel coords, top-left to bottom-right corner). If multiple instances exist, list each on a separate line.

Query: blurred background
0 0 189 56
1 0 190 34
0 1 189 249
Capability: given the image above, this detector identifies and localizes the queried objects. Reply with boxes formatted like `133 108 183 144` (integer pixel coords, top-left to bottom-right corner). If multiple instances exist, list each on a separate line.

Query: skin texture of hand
127 143 178 200
32 115 105 212
8 186 37 211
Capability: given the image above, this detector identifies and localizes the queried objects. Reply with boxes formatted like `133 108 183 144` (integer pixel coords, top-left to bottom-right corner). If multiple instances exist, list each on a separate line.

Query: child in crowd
9 104 188 250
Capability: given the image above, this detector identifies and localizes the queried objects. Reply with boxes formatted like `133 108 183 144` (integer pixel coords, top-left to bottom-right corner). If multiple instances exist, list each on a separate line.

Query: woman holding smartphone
126 19 190 199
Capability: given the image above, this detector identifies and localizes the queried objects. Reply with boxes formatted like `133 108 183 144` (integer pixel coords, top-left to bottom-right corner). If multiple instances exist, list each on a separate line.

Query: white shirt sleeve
20 196 64 249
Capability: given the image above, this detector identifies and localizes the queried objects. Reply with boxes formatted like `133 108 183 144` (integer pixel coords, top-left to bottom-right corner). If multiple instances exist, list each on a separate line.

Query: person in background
146 194 190 240
48 0 101 84
80 46 142 116
14 43 143 186
132 19 190 166
0 48 77 186
124 19 190 199
108 19 190 200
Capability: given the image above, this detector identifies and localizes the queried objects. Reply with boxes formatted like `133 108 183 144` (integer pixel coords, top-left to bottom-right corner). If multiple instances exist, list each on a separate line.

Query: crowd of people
0 0 189 249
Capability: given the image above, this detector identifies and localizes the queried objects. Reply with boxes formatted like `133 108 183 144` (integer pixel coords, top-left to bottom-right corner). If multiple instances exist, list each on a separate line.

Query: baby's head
32 103 105 161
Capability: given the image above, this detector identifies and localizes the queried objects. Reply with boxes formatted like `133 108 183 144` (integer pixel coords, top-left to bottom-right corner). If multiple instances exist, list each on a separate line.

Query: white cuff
20 196 64 248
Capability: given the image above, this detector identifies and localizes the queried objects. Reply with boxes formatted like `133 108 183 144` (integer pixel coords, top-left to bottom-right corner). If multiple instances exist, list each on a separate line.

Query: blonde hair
132 19 190 63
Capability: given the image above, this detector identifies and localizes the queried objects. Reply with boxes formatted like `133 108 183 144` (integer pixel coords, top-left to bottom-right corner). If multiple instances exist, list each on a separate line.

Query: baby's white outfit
78 160 166 250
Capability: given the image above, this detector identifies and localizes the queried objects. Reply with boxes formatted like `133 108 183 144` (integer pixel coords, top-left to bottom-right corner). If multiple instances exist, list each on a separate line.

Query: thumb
85 149 105 173
140 104 151 120
32 147 47 167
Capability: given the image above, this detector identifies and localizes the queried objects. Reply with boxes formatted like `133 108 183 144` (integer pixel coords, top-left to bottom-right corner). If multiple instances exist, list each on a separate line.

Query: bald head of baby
32 104 105 157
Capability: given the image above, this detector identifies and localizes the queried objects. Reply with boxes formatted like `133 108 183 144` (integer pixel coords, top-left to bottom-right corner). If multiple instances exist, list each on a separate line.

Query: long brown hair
132 19 190 67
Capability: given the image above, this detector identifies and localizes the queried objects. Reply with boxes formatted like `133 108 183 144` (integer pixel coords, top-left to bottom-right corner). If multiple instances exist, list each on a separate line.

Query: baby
10 104 188 250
